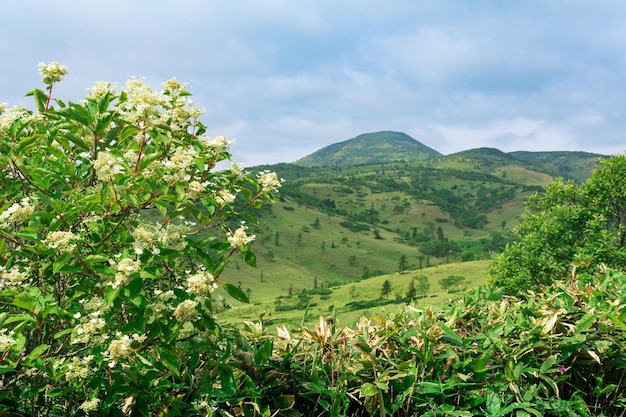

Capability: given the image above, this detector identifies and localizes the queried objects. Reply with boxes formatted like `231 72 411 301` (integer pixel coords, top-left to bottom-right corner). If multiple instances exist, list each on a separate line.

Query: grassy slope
213 143 604 328
218 259 490 328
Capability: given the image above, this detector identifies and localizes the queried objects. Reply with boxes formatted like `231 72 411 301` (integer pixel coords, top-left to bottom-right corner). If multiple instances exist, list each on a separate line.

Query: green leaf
418 381 444 395
104 285 121 304
15 229 40 242
53 253 71 274
85 254 109 264
361 382 378 397
576 312 596 333
0 366 16 376
13 292 35 311
539 355 558 373
473 352 491 373
607 313 626 331
157 347 180 378
254 340 273 365
54 328 73 339
125 278 143 299
240 249 256 267
136 353 154 367
218 367 237 397
27 344 49 363
485 391 501 415
4 313 36 324
440 324 463 346
223 283 249 303
26 88 48 113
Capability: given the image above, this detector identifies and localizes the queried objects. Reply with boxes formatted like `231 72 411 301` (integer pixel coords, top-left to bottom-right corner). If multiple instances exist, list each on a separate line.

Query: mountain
218 132 610 326
508 151 606 183
294 131 441 167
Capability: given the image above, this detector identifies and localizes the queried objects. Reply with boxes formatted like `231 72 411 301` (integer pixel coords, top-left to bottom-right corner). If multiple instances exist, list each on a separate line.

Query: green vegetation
489 154 626 293
2 63 622 416
0 64 280 415
218 268 626 416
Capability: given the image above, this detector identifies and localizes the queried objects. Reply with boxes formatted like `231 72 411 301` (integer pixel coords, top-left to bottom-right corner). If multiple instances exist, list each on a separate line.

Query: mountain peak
294 131 442 167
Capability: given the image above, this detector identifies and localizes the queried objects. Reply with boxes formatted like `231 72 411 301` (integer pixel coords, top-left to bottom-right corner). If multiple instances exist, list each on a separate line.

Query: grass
217 259 490 328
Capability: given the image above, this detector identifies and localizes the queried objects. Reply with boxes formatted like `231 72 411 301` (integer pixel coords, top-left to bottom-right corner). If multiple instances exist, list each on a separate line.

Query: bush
489 156 626 294
261 269 626 416
0 63 281 415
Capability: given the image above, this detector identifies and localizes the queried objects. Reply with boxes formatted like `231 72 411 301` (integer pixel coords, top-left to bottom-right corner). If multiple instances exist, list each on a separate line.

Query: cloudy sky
2 1 626 166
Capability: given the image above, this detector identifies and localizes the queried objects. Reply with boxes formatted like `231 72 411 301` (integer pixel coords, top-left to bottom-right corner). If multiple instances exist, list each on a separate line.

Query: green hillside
294 131 441 167
509 150 607 182
217 132 606 326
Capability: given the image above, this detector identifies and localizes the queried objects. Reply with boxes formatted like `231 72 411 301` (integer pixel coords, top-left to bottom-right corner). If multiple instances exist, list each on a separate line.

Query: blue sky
2 1 626 166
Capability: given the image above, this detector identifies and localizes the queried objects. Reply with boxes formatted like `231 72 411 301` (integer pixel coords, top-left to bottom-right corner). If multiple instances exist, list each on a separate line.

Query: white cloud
2 1 626 164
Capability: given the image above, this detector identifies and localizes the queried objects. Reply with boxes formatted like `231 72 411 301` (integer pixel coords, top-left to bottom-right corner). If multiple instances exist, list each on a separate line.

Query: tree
439 275 466 292
398 254 408 274
489 155 626 294
414 274 430 295
381 280 392 299
405 279 417 301
0 63 281 415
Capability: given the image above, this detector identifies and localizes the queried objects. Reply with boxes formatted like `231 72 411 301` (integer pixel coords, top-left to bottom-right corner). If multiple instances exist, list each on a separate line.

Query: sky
2 1 626 167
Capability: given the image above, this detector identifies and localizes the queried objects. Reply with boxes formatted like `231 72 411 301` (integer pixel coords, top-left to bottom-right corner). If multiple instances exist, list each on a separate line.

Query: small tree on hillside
414 274 430 295
406 279 417 301
439 275 466 293
381 280 392 299
398 254 408 274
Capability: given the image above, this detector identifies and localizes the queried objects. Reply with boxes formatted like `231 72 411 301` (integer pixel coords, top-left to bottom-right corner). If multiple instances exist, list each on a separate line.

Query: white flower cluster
0 328 17 352
186 180 209 200
0 265 30 290
198 135 233 154
215 189 237 206
0 197 35 228
162 78 204 128
132 221 161 255
162 147 196 182
150 289 177 321
186 270 217 296
38 61 68 83
87 81 114 100
126 78 167 108
79 398 101 414
43 230 78 253
93 151 125 181
0 105 28 132
64 355 95 383
131 220 193 255
72 310 106 345
160 222 190 251
108 258 141 289
120 78 167 126
107 332 147 365
257 170 284 193
226 222 255 249
173 299 198 323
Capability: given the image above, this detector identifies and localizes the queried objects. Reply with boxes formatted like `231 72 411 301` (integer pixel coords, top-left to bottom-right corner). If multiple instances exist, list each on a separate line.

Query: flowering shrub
0 63 281 415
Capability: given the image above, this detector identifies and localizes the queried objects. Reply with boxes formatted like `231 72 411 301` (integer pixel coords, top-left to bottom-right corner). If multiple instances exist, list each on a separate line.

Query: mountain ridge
294 131 442 168
288 130 607 182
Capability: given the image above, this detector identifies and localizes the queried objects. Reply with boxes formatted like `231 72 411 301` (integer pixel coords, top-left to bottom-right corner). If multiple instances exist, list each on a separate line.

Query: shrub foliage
488 155 626 293
0 63 281 415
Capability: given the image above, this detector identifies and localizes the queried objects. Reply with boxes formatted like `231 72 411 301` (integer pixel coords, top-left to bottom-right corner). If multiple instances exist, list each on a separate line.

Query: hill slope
218 132 609 326
508 150 606 182
294 131 441 167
